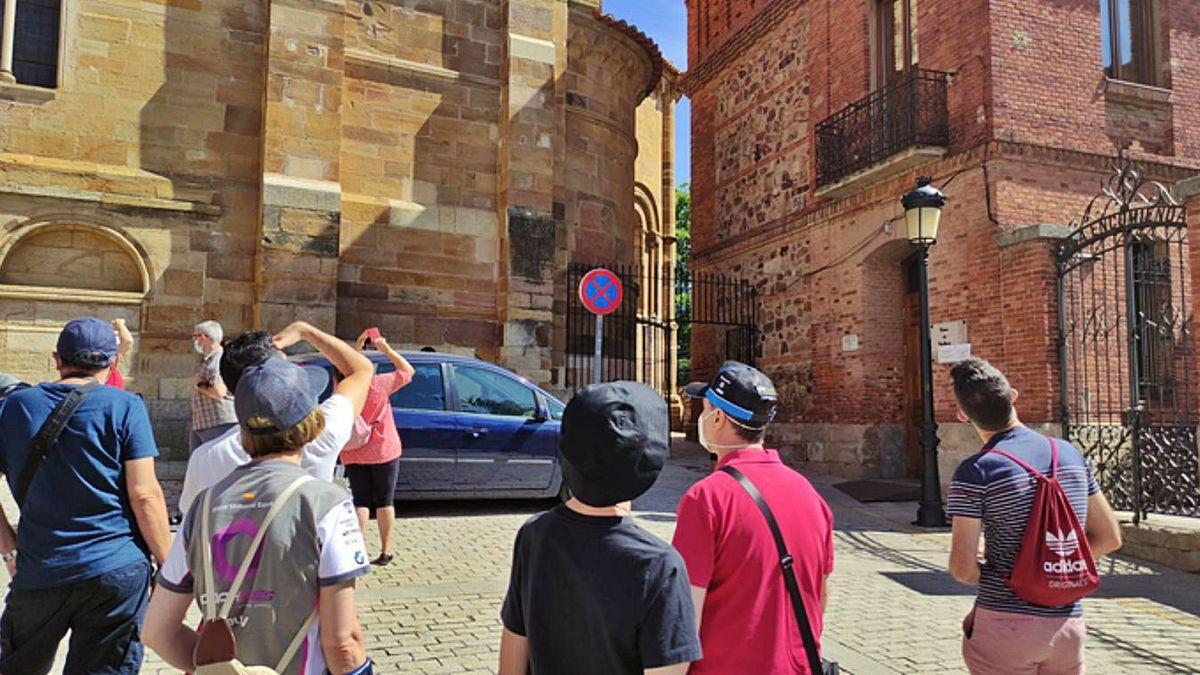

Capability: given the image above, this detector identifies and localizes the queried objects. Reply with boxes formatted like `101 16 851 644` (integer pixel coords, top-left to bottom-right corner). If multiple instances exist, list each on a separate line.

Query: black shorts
344 458 400 510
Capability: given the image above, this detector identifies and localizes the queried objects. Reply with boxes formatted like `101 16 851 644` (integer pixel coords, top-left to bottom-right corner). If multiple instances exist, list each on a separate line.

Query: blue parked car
293 350 567 500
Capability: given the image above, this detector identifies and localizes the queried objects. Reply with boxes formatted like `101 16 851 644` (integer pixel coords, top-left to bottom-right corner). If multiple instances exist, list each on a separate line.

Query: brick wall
990 0 1200 160
686 0 1200 481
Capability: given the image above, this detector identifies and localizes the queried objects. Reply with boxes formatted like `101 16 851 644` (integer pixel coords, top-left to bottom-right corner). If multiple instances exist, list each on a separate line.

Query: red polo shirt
672 448 834 674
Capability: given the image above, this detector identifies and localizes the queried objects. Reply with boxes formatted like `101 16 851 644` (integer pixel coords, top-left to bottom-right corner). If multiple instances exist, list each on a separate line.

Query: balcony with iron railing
814 69 950 196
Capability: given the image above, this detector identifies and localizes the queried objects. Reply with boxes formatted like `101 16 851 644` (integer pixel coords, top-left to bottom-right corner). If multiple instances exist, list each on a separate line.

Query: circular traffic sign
579 268 623 316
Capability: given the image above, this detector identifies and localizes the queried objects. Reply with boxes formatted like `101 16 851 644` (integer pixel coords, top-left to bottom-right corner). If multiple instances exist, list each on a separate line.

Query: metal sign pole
593 313 603 384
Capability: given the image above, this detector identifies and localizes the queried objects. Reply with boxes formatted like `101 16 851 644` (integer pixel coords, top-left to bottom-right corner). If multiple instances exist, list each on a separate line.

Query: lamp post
902 176 949 528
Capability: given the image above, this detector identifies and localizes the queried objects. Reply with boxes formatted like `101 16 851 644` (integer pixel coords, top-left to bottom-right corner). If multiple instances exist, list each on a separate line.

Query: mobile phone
364 327 381 349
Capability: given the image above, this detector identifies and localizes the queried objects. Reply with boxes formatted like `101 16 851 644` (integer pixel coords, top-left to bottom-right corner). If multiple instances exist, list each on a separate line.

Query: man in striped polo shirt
945 358 1123 675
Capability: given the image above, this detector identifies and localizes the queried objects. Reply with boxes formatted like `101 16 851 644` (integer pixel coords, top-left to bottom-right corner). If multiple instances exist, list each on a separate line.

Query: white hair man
189 321 237 452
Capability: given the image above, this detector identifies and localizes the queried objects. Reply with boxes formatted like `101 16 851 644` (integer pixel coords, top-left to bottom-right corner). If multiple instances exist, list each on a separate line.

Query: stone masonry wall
0 0 669 457
336 0 505 355
0 0 267 453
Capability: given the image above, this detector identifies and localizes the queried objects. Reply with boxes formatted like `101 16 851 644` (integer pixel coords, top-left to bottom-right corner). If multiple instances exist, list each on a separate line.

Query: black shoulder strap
721 465 824 675
15 381 101 507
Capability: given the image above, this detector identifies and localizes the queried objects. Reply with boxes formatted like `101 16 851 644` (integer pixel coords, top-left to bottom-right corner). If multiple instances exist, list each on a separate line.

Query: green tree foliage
675 184 692 382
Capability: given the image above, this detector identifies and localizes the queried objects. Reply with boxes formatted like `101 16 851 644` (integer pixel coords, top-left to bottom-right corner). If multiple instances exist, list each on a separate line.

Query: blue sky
603 0 691 187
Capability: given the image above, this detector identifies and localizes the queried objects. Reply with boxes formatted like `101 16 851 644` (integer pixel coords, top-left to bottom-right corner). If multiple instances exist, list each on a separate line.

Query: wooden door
875 0 918 87
903 260 923 479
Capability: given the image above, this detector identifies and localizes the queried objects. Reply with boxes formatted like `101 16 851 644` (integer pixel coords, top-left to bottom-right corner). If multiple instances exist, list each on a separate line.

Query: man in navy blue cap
673 361 835 674
0 317 172 674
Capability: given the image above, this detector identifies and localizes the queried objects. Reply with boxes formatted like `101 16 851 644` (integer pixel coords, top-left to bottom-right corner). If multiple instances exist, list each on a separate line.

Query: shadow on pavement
879 571 976 596
395 498 552 518
1087 625 1198 674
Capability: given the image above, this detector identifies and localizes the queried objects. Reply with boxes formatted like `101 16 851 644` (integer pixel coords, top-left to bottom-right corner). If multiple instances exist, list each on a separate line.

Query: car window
454 366 537 418
390 363 446 411
545 395 565 421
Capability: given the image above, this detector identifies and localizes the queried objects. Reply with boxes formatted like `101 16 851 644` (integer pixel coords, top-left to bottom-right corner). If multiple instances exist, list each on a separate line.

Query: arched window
0 223 148 296
0 222 148 386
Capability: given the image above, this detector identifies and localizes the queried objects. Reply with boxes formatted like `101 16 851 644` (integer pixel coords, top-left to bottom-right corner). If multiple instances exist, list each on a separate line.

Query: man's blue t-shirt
946 425 1099 617
0 383 158 590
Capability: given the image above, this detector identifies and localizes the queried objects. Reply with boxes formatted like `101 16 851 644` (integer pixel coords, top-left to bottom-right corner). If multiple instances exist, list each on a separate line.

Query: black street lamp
902 176 949 528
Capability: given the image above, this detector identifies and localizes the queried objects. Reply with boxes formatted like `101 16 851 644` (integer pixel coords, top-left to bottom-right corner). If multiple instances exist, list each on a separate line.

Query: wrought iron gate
565 262 758 396
1057 160 1199 520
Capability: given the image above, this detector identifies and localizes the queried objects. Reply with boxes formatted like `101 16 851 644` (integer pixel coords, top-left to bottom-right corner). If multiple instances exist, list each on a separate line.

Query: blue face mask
193 340 205 355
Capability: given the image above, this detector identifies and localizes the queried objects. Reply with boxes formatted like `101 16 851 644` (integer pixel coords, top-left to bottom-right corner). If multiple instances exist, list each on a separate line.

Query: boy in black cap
674 361 835 674
498 382 702 675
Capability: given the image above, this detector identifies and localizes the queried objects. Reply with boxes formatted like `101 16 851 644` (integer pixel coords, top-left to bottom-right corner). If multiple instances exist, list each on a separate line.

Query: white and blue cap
685 360 778 430
234 358 330 435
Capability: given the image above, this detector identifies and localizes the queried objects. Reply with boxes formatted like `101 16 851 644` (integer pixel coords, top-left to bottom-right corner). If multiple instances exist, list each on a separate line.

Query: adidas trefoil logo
1045 530 1080 558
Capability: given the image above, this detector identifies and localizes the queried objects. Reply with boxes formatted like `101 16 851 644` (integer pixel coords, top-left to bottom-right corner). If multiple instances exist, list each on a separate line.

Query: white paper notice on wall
842 334 859 351
937 343 972 364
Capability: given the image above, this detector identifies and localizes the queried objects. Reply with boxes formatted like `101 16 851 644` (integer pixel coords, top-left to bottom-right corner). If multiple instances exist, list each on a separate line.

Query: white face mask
698 407 756 453
697 409 714 451
193 340 205 355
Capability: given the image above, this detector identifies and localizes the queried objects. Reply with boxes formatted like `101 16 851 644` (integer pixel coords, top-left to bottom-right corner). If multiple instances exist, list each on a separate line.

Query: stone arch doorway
0 220 150 385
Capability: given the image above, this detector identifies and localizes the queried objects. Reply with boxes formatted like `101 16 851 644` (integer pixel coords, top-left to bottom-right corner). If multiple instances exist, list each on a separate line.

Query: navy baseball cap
559 381 669 507
234 359 330 435
56 317 118 368
685 361 778 430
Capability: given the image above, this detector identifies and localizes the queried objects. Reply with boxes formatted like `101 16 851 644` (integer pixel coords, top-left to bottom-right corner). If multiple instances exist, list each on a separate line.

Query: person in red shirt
673 361 835 674
105 318 134 389
338 330 414 566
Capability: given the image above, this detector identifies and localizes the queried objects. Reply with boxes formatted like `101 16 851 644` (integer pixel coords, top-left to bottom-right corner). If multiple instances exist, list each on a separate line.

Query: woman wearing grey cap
144 358 375 674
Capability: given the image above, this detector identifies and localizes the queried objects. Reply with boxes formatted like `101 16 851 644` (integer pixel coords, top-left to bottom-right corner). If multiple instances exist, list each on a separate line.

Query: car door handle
469 428 488 438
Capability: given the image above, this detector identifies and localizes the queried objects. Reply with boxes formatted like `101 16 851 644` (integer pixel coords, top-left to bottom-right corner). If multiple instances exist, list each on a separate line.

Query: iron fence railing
815 69 950 187
564 262 758 397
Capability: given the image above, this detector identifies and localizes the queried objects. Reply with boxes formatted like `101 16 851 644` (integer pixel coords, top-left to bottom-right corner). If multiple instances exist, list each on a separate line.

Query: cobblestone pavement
11 441 1199 673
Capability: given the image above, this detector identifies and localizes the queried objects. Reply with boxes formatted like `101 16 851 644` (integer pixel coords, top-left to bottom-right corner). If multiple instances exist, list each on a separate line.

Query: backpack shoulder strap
217 475 314 619
15 380 100 507
984 444 1041 475
198 475 319 672
275 609 319 672
200 487 218 623
720 466 824 675
986 436 1059 480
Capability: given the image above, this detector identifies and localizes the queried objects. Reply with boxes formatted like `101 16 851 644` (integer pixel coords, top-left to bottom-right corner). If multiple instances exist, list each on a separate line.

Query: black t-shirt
501 504 703 674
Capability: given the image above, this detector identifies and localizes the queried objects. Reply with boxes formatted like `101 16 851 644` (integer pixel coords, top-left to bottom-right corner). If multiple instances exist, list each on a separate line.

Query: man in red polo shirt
673 362 835 674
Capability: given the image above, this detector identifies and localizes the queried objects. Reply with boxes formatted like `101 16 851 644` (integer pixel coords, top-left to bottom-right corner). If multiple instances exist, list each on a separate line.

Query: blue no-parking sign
578 268 623 384
578 268 623 316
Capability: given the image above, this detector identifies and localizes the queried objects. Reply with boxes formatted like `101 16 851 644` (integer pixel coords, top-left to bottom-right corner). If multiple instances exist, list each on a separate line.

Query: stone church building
0 0 677 454
685 0 1200 508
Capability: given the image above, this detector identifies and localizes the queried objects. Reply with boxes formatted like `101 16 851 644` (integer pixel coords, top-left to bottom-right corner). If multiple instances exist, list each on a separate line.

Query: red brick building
683 0 1200 503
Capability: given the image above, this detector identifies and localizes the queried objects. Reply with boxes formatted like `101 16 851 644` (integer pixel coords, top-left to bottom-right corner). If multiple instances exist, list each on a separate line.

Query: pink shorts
962 606 1086 675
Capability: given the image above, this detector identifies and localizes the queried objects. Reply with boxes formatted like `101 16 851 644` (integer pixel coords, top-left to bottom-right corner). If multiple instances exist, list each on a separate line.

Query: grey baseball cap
234 359 330 435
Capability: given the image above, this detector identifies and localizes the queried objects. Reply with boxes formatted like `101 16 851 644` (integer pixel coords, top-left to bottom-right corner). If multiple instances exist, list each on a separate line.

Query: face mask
193 340 204 354
697 410 713 451
699 408 758 452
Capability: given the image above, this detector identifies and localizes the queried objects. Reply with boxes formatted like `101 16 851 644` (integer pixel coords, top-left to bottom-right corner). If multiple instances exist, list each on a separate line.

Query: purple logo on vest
212 517 265 582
